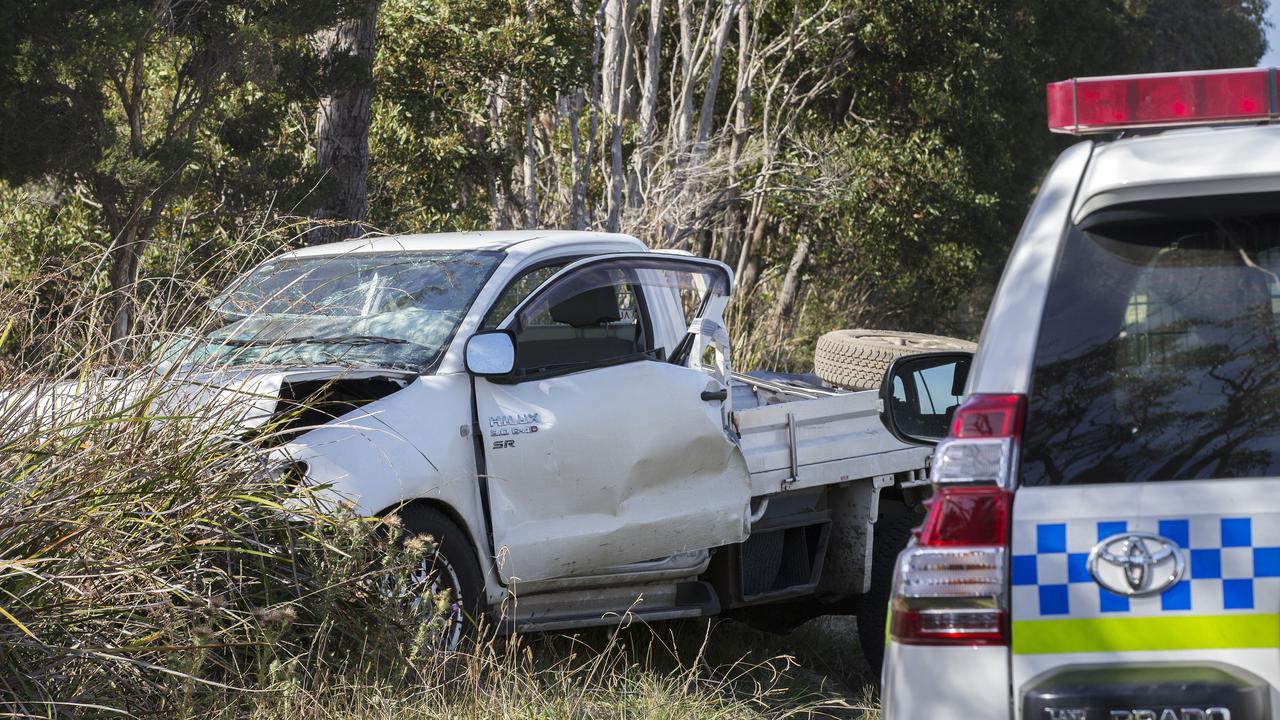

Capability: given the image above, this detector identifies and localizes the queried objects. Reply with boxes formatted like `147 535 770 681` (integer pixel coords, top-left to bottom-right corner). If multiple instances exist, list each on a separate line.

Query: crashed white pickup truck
159 230 962 666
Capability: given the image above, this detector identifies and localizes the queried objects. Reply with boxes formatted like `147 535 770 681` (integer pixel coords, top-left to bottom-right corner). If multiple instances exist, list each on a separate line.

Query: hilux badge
1087 532 1185 597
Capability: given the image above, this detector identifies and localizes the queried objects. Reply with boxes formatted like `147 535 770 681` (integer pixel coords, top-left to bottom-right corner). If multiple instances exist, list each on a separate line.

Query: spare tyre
813 329 976 391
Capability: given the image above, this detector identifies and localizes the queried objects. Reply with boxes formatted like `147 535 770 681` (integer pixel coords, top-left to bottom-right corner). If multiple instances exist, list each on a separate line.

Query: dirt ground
703 615 879 713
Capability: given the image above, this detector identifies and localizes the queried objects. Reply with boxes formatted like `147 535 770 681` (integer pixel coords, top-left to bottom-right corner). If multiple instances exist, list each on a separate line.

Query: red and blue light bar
1048 68 1278 135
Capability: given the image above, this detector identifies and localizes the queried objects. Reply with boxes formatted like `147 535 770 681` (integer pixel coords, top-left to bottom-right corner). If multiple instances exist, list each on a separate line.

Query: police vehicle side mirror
878 351 973 447
465 330 517 377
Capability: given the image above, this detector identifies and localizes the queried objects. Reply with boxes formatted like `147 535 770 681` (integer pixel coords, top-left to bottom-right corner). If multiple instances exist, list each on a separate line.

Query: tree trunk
568 88 587 229
628 0 664 208
573 0 607 230
768 234 812 347
108 224 143 345
602 0 634 232
523 104 539 228
721 3 753 264
692 0 741 157
309 0 380 245
735 211 767 298
94 174 170 346
487 81 514 229
601 0 628 126
672 0 695 161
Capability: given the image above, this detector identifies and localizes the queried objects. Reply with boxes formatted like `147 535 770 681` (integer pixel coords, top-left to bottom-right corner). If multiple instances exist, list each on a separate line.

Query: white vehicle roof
282 230 648 261
1073 123 1280 222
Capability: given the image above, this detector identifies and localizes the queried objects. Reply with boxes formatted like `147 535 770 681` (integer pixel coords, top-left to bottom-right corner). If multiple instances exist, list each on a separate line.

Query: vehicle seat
549 285 623 328
516 286 643 370
1142 246 1278 359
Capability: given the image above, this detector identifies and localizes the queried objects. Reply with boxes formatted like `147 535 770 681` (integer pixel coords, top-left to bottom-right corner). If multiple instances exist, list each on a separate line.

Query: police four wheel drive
878 67 1280 719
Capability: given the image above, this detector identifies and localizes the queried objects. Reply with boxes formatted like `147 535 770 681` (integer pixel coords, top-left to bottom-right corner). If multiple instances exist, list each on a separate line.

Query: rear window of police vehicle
1021 208 1280 486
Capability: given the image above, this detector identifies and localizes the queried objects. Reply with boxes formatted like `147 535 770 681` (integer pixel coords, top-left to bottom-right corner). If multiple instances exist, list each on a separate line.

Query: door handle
701 388 728 402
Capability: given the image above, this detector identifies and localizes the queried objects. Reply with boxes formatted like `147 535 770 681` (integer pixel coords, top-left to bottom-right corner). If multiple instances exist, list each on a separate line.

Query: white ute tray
734 387 930 497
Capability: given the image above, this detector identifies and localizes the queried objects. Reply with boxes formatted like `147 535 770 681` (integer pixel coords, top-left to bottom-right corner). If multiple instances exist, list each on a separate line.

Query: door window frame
480 255 584 330
489 253 732 383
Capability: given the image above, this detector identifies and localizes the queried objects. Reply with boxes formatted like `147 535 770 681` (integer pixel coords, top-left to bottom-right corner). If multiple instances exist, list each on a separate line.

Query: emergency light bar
1047 68 1277 135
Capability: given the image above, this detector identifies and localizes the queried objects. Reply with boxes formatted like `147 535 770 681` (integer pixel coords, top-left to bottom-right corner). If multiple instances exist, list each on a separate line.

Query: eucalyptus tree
0 0 366 343
310 0 383 245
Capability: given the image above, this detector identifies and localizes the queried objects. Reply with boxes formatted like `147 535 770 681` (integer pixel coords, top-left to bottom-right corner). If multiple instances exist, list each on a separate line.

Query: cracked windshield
174 251 501 371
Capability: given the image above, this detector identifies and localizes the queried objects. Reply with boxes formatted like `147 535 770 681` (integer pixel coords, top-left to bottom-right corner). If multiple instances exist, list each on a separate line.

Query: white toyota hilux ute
108 229 951 663
879 68 1280 719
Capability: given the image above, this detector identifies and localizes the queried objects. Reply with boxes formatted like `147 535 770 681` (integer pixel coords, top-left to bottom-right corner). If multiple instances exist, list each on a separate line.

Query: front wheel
395 504 487 651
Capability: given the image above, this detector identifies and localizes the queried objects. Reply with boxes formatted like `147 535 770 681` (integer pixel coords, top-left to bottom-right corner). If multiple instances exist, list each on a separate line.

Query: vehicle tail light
890 487 1011 645
918 485 1011 546
932 393 1024 485
1048 68 1276 135
888 393 1025 647
950 393 1024 438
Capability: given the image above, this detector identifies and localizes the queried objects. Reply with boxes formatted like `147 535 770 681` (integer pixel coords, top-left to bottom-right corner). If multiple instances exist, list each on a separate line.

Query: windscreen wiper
295 334 408 346
215 334 408 347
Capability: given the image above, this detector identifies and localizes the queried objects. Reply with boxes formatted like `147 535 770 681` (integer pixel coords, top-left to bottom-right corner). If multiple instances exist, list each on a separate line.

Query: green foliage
0 1 342 191
0 0 1270 355
0 185 106 284
748 0 1270 349
0 0 371 341
367 0 590 232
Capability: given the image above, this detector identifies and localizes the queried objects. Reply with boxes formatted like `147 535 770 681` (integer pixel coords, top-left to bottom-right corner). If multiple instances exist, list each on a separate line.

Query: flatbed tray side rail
733 389 931 497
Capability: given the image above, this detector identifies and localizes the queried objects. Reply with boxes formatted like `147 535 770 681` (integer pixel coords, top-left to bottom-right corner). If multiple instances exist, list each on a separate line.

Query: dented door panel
477 360 749 583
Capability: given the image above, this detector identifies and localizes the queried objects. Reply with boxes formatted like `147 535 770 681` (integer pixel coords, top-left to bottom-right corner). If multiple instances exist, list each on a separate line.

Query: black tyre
395 504 487 651
854 502 923 676
813 329 976 391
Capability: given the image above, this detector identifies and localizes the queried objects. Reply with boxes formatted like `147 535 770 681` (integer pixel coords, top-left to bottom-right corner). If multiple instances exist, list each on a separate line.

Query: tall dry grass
0 233 875 718
0 232 439 716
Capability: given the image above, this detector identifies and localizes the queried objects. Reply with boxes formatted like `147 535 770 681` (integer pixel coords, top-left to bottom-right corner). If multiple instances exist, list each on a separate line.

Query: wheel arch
378 496 470 534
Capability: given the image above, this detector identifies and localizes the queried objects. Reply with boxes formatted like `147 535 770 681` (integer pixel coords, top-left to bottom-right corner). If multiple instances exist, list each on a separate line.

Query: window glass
1021 213 1280 485
511 258 728 376
481 260 572 329
912 362 963 414
513 269 649 374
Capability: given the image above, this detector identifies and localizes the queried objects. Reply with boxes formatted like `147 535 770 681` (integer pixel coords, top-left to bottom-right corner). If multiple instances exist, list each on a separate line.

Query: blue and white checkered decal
1011 517 1280 618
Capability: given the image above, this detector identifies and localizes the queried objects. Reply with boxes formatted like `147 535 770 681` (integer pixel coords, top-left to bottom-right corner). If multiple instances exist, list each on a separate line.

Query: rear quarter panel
881 138 1094 720
882 642 1011 719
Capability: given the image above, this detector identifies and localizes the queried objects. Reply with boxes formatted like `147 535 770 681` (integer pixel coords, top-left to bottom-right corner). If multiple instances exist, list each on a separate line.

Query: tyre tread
813 329 976 390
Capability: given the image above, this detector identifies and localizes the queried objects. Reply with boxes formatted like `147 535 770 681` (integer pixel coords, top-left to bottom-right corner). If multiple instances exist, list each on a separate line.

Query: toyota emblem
1087 532 1185 597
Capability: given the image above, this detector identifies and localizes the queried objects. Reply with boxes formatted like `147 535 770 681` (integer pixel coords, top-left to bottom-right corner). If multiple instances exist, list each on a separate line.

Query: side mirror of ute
878 351 973 447
465 330 517 377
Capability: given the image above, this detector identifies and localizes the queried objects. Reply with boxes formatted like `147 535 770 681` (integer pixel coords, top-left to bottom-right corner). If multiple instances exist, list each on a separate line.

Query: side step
494 580 719 634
